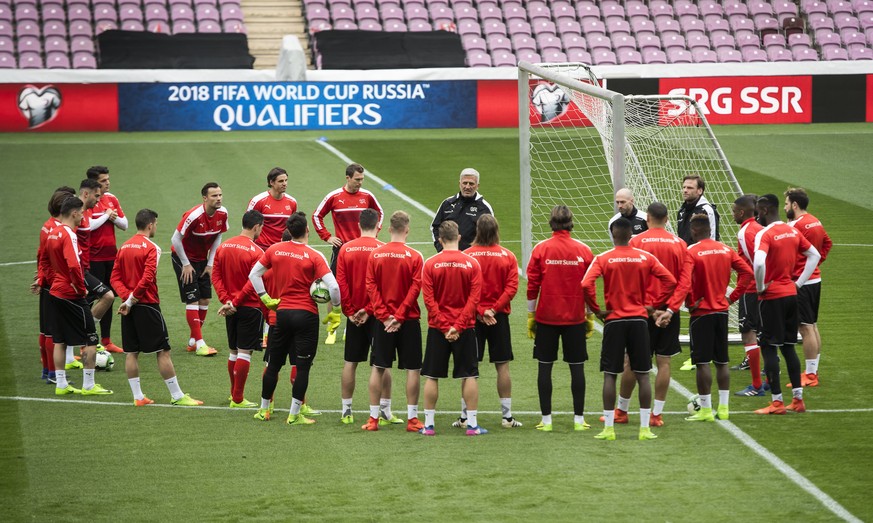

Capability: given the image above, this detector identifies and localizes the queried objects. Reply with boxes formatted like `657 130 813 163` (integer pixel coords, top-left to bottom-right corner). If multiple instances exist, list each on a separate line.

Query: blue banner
118 81 478 131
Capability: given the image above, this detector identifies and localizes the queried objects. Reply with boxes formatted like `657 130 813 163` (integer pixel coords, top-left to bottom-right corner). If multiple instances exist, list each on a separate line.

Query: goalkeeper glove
259 293 280 311
584 313 596 339
527 312 537 339
324 305 342 334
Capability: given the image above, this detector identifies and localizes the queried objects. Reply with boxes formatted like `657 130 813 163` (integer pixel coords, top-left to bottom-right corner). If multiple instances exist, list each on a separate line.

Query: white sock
806 359 818 375
699 394 712 409
228 353 237 363
195 339 206 349
238 353 251 363
341 398 353 416
290 398 302 415
467 410 478 428
379 398 392 419
718 390 729 408
652 399 665 416
188 337 196 348
541 414 552 425
128 377 144 400
66 345 75 364
369 405 380 419
603 410 615 427
639 407 651 428
772 393 783 403
500 397 512 419
164 376 184 400
260 397 271 410
814 354 821 368
793 387 803 400
617 396 630 412
744 344 757 354
55 369 68 389
460 397 468 418
424 409 435 427
574 414 585 425
407 404 418 420
83 369 95 389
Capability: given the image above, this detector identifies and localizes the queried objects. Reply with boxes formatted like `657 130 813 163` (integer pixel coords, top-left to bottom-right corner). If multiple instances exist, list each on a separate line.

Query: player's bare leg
362 365 385 430
650 355 671 426
421 377 439 434
378 370 396 423
496 362 520 427
799 323 821 386
462 377 485 434
406 369 422 431
601 357 633 423
52 343 79 394
341 360 358 420
90 291 114 323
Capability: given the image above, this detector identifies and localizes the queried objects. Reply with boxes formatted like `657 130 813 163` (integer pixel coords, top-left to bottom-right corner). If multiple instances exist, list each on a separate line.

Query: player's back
423 249 480 328
215 235 263 307
46 224 83 299
737 217 763 266
755 222 806 299
629 227 686 306
465 244 518 312
368 241 424 320
261 241 329 313
114 234 161 304
686 239 739 315
790 213 831 281
336 236 383 316
527 231 593 325
590 245 664 319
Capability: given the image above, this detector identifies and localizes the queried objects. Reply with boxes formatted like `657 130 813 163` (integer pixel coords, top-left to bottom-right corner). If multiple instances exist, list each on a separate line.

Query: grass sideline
1 125 872 522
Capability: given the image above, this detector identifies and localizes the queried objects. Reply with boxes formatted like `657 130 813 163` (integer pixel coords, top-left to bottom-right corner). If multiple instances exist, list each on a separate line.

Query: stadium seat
617 48 643 64
674 0 700 17
848 46 873 58
18 51 43 68
491 50 516 66
637 33 662 50
486 34 511 52
516 50 541 63
46 52 71 69
742 47 768 61
513 34 537 52
566 48 592 63
466 50 491 67
692 48 718 62
793 46 820 60
667 48 693 63
590 49 617 65
642 48 668 63
717 47 743 62
17 36 41 55
0 52 15 68
767 46 794 61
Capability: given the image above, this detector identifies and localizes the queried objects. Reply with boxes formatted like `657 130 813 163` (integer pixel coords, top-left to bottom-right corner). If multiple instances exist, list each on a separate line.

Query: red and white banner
866 75 873 123
0 83 118 132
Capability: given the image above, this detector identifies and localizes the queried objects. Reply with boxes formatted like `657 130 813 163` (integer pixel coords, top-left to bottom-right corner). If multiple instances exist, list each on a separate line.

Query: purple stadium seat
527 2 549 21
705 16 730 34
486 34 511 51
482 20 506 35
491 50 516 66
687 33 711 49
478 5 501 21
655 17 680 34
642 48 667 63
581 18 606 36
679 16 705 33
457 20 481 36
828 0 854 14
531 19 556 35
787 33 813 48
222 20 246 33
835 15 861 31
198 20 221 32
516 50 541 62
197 4 221 22
737 33 762 48
842 29 867 46
172 21 196 32
618 48 642 64
730 16 755 33
95 5 119 23
0 52 15 68
699 1 724 17
848 46 873 58
125 18 147 29
146 5 171 22
503 5 526 21
750 1 775 17
46 52 71 69
602 3 625 19
556 19 581 36
68 5 92 22
15 4 39 22
692 48 718 62
606 18 630 35
566 48 592 62
863 13 873 29
586 34 610 51
808 14 835 31
428 5 452 21
45 35 69 54
120 6 144 22
817 30 842 46
454 5 476 21
649 1 674 18
0 5 10 24
512 34 537 51
667 48 693 63
612 34 637 50
0 20 11 39
18 51 43 68
793 46 819 60
662 33 687 50
857 0 873 13
711 32 736 49
17 21 40 38
717 48 743 62
0 35 10 54
69 20 93 38
822 46 848 59
72 52 97 68
408 20 432 31
194 0 217 6
674 0 699 17
43 20 67 38
541 49 568 63
630 18 655 35
590 49 616 65
755 15 780 34
536 33 560 50
466 50 490 67
357 20 381 30
404 5 426 19
166 0 193 6
774 1 799 17
626 1 649 17
742 47 767 61
576 2 600 20
637 33 661 50
551 4 574 21
507 19 531 36
43 5 66 22
724 2 750 17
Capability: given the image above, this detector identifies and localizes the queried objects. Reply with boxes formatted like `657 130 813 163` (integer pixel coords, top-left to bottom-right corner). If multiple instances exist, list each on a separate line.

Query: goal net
519 61 745 339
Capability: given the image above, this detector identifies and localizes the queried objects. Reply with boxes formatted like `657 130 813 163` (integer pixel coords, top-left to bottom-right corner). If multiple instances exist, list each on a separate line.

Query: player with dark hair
677 175 720 245
113 209 203 407
431 167 495 252
86 165 128 353
334 209 392 428
171 182 228 356
312 162 383 344
420 221 484 436
526 205 595 432
363 210 426 432
680 214 753 422
607 188 647 243
45 196 112 396
785 187 832 387
32 186 77 383
246 167 297 250
753 194 820 415
213 210 266 408
582 217 676 441
249 212 340 425
731 194 768 396
463 214 521 428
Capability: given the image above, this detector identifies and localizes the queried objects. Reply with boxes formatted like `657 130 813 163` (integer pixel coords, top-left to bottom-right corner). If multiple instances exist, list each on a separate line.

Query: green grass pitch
0 124 872 522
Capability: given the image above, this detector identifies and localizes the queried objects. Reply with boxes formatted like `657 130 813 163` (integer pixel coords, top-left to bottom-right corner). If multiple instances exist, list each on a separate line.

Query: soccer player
364 211 426 432
32 186 76 383
731 195 768 397
420 221 484 436
312 162 383 343
677 174 720 245
607 188 647 242
213 210 266 408
752 194 820 415
45 196 112 396
86 165 128 353
582 218 676 441
680 214 754 422
246 167 297 251
464 215 521 428
431 167 494 252
249 212 339 425
526 205 595 432
171 182 228 356
333 209 393 428
785 187 832 387
611 202 690 427
112 209 203 407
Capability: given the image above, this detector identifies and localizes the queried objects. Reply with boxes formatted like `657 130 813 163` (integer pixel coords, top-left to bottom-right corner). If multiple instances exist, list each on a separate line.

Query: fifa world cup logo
18 85 62 128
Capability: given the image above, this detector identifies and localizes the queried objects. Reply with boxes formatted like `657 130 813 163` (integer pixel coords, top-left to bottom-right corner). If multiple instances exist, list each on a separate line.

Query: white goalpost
519 61 745 340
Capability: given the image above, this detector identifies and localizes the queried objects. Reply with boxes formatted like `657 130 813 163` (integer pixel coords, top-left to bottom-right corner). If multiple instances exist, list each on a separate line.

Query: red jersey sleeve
580 257 604 314
491 251 519 314
211 244 231 304
526 246 543 301
110 253 131 301
65 233 86 295
365 254 388 321
666 250 692 312
728 249 754 303
336 245 354 317
312 191 336 241
422 262 449 332
649 257 677 308
133 243 158 302
457 259 482 330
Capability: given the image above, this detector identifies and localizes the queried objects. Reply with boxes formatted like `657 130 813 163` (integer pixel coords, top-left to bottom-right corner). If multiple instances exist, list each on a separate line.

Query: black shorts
225 305 265 351
39 286 53 336
797 282 821 325
738 292 761 333
422 327 478 379
475 313 514 363
344 316 376 363
264 324 295 365
89 260 116 290
647 309 681 357
85 271 112 302
533 322 587 364
48 294 98 346
268 309 319 366
371 319 422 370
121 303 171 354
329 244 340 274
171 253 212 303
689 312 729 365
758 295 799 347
600 317 650 374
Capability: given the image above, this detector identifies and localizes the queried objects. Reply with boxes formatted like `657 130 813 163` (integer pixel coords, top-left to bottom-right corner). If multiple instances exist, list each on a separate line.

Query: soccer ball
95 350 115 371
687 395 701 414
309 278 331 304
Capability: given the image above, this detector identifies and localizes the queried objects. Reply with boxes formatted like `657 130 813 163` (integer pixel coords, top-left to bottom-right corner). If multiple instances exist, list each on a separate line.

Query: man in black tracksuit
677 175 720 245
431 168 494 252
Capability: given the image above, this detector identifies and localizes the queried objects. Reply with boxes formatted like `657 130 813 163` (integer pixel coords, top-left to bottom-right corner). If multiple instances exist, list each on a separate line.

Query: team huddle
33 166 831 439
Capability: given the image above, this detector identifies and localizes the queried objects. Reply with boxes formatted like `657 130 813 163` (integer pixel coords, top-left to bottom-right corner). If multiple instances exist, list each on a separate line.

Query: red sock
186 306 202 341
38 334 47 369
232 357 251 404
198 306 208 326
289 365 297 385
748 347 762 389
101 337 111 346
44 336 56 371
227 357 236 390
